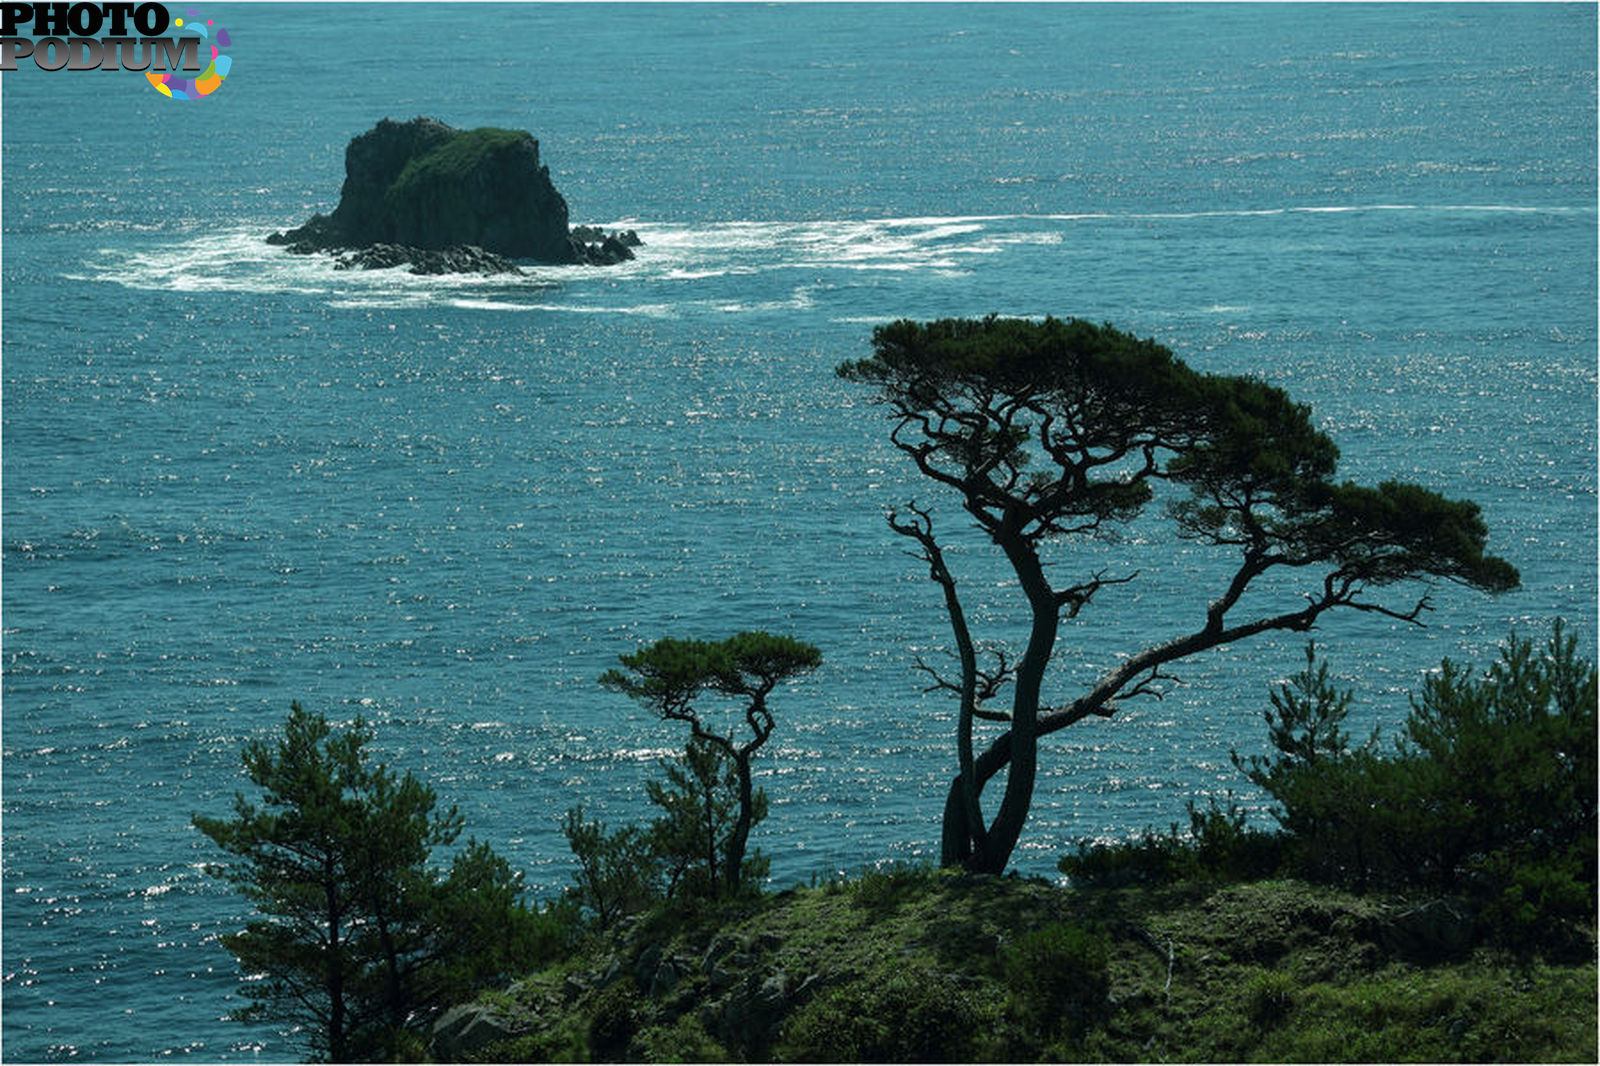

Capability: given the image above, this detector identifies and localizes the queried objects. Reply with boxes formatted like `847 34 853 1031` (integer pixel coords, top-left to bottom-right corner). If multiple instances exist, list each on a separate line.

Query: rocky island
267 117 640 275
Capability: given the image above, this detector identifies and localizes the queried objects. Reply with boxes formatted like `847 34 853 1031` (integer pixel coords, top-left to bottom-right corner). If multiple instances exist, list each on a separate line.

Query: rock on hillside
268 117 640 272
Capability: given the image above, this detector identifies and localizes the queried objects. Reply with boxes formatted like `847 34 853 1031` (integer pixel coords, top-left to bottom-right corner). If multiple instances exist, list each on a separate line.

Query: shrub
561 806 664 929
1399 623 1596 894
999 921 1111 1036
777 968 987 1063
632 1014 728 1063
1231 624 1595 930
586 978 642 1062
852 861 933 912
1182 796 1285 882
1242 969 1297 1029
1475 851 1595 957
1060 798 1281 888
1059 822 1187 888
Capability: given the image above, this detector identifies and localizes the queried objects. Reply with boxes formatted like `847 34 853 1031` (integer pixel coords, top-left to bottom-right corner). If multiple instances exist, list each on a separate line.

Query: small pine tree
1232 642 1363 792
1231 644 1391 890
561 737 773 927
1399 622 1597 901
601 630 819 894
1230 623 1596 914
194 704 536 1061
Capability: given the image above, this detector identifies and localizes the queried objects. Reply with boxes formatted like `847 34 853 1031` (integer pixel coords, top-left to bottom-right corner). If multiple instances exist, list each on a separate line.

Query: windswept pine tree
839 316 1519 874
602 632 821 894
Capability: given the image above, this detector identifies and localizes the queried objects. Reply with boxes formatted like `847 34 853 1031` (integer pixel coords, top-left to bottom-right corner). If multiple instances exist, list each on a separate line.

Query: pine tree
194 703 535 1061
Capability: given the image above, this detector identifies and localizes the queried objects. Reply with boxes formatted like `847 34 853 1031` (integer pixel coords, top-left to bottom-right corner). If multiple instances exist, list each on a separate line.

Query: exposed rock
430 1002 531 1060
1380 898 1477 962
709 968 821 1057
267 116 641 272
645 953 690 998
569 225 642 265
330 242 523 275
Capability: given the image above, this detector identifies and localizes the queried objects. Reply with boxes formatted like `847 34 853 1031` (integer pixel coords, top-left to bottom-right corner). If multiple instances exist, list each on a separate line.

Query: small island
267 117 641 275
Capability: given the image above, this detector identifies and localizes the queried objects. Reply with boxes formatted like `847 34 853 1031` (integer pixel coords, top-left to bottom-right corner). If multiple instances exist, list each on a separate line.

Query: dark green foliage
1242 969 1298 1028
456 869 1592 1065
1401 622 1596 880
428 840 562 1002
1274 750 1425 892
1235 641 1363 782
648 737 769 899
1475 851 1595 955
1394 623 1597 941
631 1014 731 1063
1181 796 1286 882
850 861 934 913
562 740 775 929
1058 827 1193 889
1064 622 1594 954
1230 643 1392 889
777 967 989 1063
1233 626 1596 949
561 806 663 929
999 921 1112 1037
518 895 585 965
465 1024 588 1066
586 978 642 1062
1260 630 1587 896
839 315 1517 875
599 632 823 721
390 126 530 192
193 704 537 1062
1059 797 1283 888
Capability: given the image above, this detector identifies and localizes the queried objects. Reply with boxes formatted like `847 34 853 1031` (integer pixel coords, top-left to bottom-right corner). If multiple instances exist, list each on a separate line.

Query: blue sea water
1 3 1594 1060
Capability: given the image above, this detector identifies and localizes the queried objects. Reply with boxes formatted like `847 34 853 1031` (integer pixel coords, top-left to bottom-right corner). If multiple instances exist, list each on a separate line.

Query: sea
1 2 1594 1060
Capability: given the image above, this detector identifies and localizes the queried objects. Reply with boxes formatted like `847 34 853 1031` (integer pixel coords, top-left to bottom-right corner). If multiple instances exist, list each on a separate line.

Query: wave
76 202 1590 316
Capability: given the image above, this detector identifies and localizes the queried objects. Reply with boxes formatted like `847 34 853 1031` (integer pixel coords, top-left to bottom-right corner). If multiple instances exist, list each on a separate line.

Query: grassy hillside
439 868 1596 1063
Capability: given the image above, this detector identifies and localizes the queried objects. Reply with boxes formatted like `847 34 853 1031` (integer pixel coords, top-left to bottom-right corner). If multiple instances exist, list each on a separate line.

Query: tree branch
887 502 990 850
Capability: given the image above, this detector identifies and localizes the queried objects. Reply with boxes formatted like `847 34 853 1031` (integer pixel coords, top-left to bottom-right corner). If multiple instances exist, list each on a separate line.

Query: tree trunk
938 592 1334 872
944 523 1059 874
726 754 755 894
703 783 720 892
325 877 347 1064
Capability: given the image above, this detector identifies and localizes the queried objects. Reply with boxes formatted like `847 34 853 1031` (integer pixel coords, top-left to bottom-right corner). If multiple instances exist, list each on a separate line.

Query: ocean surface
1 3 1595 1060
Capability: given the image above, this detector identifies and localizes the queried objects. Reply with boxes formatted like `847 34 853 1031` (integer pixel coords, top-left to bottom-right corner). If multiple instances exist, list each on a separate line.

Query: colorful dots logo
146 8 231 100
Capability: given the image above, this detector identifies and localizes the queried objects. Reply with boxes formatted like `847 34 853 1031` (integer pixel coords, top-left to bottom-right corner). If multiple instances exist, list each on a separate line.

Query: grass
448 868 1595 1063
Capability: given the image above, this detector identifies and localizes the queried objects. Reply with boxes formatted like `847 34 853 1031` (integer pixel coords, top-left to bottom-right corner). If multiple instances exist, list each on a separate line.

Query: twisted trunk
945 517 1059 873
940 589 1339 871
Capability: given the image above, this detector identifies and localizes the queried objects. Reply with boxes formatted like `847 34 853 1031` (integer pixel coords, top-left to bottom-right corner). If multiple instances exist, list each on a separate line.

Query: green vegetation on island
389 126 534 195
189 319 1591 1062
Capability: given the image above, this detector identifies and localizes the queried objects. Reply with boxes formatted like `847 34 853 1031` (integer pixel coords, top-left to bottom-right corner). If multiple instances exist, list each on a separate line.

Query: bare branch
1055 568 1140 616
1122 663 1184 702
912 652 960 696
